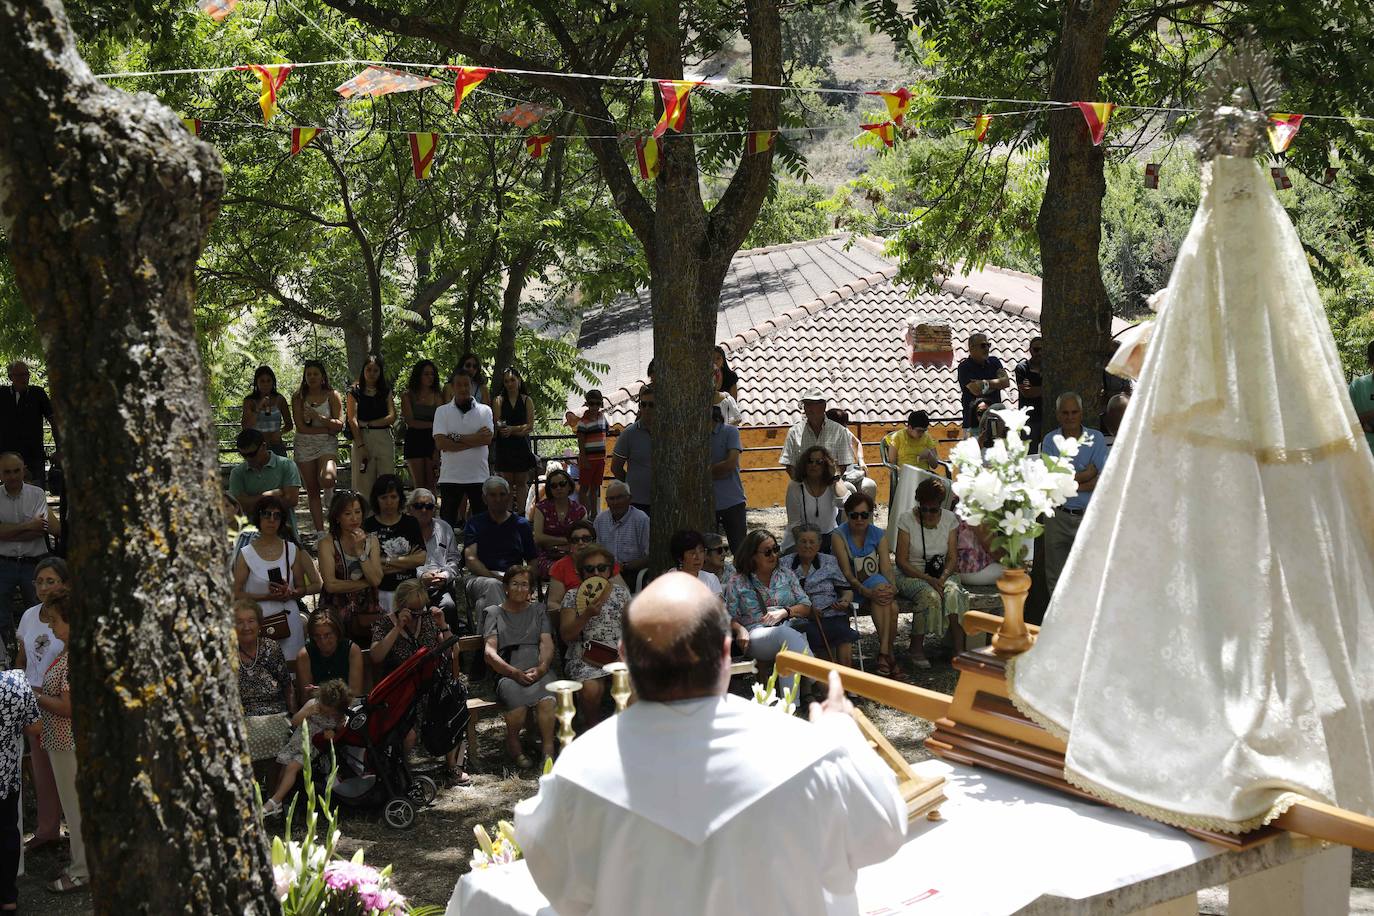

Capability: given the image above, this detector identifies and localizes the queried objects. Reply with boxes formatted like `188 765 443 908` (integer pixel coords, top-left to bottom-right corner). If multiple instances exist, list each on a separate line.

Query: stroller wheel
408 775 439 806
384 797 416 830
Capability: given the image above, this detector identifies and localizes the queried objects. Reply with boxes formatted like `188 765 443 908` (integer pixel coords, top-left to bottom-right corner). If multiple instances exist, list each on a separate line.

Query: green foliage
741 182 834 249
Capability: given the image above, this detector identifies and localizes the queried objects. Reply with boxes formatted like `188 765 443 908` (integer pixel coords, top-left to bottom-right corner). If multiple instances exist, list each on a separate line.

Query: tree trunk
495 253 533 378
344 322 370 380
1036 0 1124 422
0 3 276 913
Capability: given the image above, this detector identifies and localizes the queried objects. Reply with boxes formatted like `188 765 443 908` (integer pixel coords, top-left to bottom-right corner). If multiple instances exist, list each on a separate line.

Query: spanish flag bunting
861 121 896 148
866 87 914 125
1266 113 1304 154
409 132 439 180
972 114 992 142
448 66 493 113
240 64 293 123
181 117 202 136
635 136 661 180
197 0 238 20
1073 101 1115 146
1270 166 1292 190
336 66 440 99
653 80 703 138
499 103 555 128
1144 162 1160 189
291 127 321 156
525 134 553 159
746 130 777 155
1325 165 1340 183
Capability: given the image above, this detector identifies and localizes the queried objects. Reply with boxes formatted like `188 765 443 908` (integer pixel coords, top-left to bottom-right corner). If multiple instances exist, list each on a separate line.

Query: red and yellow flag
635 136 661 180
653 80 703 138
866 87 914 125
1073 101 1115 146
746 130 777 155
197 0 238 20
448 66 493 113
860 121 896 148
181 117 202 136
1266 113 1304 154
409 132 439 180
499 103 555 128
1270 166 1292 190
335 66 440 99
291 127 320 156
525 134 553 159
1144 162 1160 189
972 114 993 142
240 64 293 122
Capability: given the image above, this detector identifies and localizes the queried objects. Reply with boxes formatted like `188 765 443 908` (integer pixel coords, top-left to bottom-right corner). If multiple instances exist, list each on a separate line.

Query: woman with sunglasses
722 529 812 694
558 543 631 728
444 352 490 406
545 520 624 609
232 495 322 658
782 445 845 554
531 468 586 581
894 477 963 666
832 492 901 676
492 367 538 514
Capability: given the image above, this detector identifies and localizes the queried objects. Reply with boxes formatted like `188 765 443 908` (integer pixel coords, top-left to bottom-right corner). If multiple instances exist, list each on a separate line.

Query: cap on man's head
585 388 604 406
800 386 828 403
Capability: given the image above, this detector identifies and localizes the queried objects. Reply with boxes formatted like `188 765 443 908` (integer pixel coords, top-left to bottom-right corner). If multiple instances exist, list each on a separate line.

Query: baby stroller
320 633 466 829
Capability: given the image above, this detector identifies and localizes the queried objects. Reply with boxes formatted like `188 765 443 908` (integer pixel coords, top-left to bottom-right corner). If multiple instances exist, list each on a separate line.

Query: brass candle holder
546 679 583 753
603 662 632 713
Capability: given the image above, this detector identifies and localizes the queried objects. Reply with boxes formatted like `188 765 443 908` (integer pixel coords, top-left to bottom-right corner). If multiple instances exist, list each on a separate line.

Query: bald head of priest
622 571 732 702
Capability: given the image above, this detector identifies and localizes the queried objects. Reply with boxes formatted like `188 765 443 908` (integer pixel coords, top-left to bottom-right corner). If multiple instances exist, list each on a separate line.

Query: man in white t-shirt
432 372 494 529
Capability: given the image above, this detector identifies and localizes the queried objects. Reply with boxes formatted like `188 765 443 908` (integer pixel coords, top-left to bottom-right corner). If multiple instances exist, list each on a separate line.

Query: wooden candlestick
990 568 1034 656
603 662 632 713
547 679 583 753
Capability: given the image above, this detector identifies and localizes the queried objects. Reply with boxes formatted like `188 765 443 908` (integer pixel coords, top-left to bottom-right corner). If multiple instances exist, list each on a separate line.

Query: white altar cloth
448 758 1336 915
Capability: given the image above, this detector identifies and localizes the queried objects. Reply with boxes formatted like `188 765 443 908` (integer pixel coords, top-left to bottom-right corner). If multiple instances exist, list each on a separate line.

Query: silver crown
1195 36 1281 159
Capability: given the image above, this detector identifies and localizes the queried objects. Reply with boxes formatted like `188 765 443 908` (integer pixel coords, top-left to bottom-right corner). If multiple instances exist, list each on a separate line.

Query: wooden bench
457 636 503 764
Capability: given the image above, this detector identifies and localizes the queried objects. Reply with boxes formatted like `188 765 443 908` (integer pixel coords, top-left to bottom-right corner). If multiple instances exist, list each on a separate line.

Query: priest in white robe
515 572 907 915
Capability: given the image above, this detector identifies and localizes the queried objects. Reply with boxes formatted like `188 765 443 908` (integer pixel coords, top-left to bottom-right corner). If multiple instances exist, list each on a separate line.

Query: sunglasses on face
757 545 781 557
706 546 727 555
570 535 594 544
259 510 283 520
848 511 871 520
549 480 570 489
412 502 436 511
919 505 942 515
582 563 612 574
239 446 263 459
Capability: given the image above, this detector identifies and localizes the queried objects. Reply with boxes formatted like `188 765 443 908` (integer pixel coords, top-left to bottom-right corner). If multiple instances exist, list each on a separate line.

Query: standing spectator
291 360 344 538
1015 337 1044 450
0 452 56 631
546 521 625 609
782 445 844 554
895 477 962 666
788 525 857 668
295 609 364 702
611 385 654 514
233 598 296 762
229 429 302 534
1100 392 1130 451
827 408 877 501
832 492 901 677
778 389 853 478
1351 340 1374 453
14 559 67 853
33 591 86 893
1041 392 1109 597
317 492 383 641
957 333 1009 438
712 367 743 427
433 370 494 529
0 655 39 909
463 477 537 630
570 389 608 515
713 346 739 401
231 495 321 659
445 352 491 406
670 529 721 596
346 355 396 508
722 530 812 694
709 405 747 552
558 544 632 729
401 360 445 495
532 468 586 581
364 475 426 612
241 366 294 458
483 566 557 769
408 487 462 625
492 367 538 515
0 361 52 488
593 481 650 586
882 410 940 471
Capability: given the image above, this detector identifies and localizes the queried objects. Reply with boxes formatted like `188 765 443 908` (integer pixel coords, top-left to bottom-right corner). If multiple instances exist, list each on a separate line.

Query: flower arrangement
750 668 801 716
947 407 1082 569
469 821 523 870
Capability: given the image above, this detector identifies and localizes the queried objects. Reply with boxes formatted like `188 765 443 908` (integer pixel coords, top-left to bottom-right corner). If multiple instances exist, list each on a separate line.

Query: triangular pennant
635 136 661 180
335 66 441 99
197 0 238 20
498 103 556 128
1266 113 1304 154
746 130 777 155
409 132 439 180
972 114 992 143
865 87 914 125
1270 166 1292 190
653 80 703 138
448 66 493 113
1072 101 1115 146
860 121 896 148
1325 165 1340 183
180 117 202 137
525 134 553 159
240 64 293 123
1144 162 1160 189
291 127 321 156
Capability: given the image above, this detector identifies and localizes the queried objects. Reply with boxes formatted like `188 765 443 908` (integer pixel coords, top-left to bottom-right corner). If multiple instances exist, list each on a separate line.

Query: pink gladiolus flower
323 859 381 891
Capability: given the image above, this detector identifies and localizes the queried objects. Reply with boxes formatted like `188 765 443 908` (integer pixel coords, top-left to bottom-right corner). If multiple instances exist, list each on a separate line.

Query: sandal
447 765 473 787
875 654 893 677
47 875 87 894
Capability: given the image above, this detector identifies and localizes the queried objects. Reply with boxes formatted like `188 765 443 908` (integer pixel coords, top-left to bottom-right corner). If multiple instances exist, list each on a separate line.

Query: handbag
260 543 297 642
920 522 946 578
581 639 620 668
420 668 471 756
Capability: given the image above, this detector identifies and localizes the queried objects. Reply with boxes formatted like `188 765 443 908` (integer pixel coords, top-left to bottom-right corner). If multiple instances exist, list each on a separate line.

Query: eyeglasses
259 510 283 520
757 545 781 557
848 511 871 520
570 535 594 544
706 546 727 555
582 563 612 574
919 505 942 515
411 502 435 511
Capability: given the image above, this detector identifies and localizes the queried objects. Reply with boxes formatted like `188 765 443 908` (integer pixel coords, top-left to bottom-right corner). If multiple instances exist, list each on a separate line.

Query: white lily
992 406 1031 436
949 437 984 470
999 509 1034 536
968 469 1010 512
1052 433 1082 459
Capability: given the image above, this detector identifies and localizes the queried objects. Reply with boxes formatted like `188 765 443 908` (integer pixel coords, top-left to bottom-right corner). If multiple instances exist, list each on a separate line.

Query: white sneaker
261 798 283 818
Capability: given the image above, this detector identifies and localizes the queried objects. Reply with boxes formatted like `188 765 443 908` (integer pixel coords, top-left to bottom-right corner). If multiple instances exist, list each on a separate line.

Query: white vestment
514 694 906 915
1008 155 1374 834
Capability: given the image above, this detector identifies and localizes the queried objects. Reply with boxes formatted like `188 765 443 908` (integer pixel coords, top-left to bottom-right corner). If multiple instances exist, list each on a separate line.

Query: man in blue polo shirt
228 429 302 533
463 476 536 629
1040 391 1108 598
